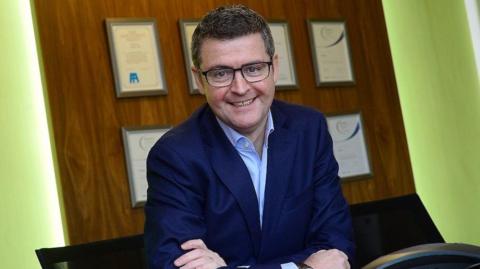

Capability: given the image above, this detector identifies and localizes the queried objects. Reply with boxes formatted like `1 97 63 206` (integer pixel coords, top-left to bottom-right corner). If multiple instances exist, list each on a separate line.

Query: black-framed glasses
201 61 273 87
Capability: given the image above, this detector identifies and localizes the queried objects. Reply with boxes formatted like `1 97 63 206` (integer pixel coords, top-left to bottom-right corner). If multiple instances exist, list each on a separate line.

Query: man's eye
211 70 228 78
244 64 263 74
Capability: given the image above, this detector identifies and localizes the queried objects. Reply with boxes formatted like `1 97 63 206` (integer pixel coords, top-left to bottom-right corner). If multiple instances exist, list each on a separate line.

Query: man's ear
272 54 279 83
192 67 206 95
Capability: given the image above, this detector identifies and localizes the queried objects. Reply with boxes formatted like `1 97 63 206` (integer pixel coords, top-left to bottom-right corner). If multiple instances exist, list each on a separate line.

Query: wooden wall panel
34 0 415 244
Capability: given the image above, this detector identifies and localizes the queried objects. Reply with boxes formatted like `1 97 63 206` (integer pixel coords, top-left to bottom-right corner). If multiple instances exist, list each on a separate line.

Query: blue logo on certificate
129 72 140 83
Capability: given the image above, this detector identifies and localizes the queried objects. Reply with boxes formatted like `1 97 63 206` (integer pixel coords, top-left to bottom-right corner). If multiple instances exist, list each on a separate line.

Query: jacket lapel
261 104 298 244
200 107 262 256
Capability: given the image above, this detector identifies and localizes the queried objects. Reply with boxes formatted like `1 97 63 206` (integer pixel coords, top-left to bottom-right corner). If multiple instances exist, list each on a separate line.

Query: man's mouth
232 97 255 107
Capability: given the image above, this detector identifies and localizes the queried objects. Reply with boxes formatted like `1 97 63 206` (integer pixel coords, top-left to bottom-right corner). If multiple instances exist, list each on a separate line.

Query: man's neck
216 112 271 157
243 119 267 157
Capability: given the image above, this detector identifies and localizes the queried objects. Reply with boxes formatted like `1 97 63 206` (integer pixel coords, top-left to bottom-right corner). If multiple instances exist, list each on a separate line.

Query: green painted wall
383 0 480 244
1 1 478 268
0 0 64 268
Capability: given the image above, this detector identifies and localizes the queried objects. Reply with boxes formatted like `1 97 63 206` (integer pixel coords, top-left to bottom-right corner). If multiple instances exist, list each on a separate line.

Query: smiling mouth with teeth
233 98 255 107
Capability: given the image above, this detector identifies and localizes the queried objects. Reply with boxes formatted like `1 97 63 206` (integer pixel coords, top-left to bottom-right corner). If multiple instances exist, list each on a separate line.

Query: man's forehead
201 42 268 67
199 34 265 54
201 33 263 45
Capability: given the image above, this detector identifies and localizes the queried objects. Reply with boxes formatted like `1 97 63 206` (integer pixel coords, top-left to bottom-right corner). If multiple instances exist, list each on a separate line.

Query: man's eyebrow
206 65 232 70
205 60 268 71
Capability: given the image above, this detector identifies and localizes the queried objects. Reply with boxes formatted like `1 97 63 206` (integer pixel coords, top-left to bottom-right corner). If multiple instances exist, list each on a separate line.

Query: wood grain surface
33 0 415 244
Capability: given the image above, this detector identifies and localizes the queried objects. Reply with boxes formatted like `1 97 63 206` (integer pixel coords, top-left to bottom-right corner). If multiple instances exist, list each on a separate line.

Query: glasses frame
201 61 273 87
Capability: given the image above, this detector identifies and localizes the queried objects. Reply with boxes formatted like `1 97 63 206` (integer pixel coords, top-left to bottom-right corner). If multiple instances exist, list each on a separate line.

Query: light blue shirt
217 112 297 269
217 111 274 226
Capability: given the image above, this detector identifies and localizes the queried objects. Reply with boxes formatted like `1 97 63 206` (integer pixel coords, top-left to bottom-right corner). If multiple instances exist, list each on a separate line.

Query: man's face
193 33 278 136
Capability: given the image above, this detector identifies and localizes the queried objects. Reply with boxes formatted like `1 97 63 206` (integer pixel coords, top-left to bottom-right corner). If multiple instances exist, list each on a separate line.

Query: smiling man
145 5 354 269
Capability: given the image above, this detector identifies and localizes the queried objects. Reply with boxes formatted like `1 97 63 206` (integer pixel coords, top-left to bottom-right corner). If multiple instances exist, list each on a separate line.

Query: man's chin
231 119 262 134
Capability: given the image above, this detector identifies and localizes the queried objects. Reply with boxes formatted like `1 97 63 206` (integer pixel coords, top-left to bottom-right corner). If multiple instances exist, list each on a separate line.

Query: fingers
174 239 226 269
178 255 213 269
324 249 349 269
174 248 205 266
181 239 207 250
304 248 350 269
323 249 348 260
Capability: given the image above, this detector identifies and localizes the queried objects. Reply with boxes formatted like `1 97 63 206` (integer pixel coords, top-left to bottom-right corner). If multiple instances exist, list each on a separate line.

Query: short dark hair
191 4 275 69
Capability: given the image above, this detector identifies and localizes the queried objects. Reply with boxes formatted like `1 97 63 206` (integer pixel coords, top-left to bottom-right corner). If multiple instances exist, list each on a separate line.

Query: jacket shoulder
272 100 326 128
151 105 210 154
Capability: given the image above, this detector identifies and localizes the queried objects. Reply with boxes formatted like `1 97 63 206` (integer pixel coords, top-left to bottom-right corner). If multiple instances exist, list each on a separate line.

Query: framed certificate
326 112 372 180
307 20 355 86
268 21 298 89
105 18 167 97
121 126 171 207
179 19 200 94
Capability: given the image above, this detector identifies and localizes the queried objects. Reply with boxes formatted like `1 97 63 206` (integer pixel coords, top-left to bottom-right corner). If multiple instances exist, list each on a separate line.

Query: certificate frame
268 21 298 90
121 125 171 207
326 112 372 181
105 18 167 98
179 19 200 94
307 20 355 87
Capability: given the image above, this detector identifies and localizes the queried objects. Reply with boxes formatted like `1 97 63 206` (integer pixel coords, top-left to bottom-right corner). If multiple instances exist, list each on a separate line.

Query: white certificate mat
106 18 167 97
326 113 372 180
179 20 200 94
122 126 170 207
268 22 298 89
308 20 355 86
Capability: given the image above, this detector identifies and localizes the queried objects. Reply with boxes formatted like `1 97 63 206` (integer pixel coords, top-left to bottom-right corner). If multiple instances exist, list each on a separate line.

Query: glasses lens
242 63 270 82
206 69 234 87
204 62 271 87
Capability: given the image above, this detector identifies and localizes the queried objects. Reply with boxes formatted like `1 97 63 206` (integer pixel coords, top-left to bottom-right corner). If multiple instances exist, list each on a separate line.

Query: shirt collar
217 110 275 148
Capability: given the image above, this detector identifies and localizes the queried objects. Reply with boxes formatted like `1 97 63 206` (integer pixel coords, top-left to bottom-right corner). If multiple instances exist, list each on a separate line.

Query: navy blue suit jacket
145 100 354 269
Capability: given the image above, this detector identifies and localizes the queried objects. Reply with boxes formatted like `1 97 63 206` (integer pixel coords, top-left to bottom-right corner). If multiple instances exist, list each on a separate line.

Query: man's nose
230 70 249 94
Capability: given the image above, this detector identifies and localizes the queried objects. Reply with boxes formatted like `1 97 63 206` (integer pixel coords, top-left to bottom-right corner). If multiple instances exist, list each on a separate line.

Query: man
145 5 354 269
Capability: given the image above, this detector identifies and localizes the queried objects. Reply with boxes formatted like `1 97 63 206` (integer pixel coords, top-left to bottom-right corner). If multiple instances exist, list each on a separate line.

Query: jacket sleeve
313 115 355 259
269 115 355 266
144 140 207 269
301 115 355 263
241 114 355 268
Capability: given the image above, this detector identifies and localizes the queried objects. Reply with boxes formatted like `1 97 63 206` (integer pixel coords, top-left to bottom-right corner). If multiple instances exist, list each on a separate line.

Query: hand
174 239 227 269
303 249 350 269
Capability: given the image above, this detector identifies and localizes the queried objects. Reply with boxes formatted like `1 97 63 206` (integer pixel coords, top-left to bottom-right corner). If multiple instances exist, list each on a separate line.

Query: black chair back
362 243 480 269
35 234 146 269
350 194 444 267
